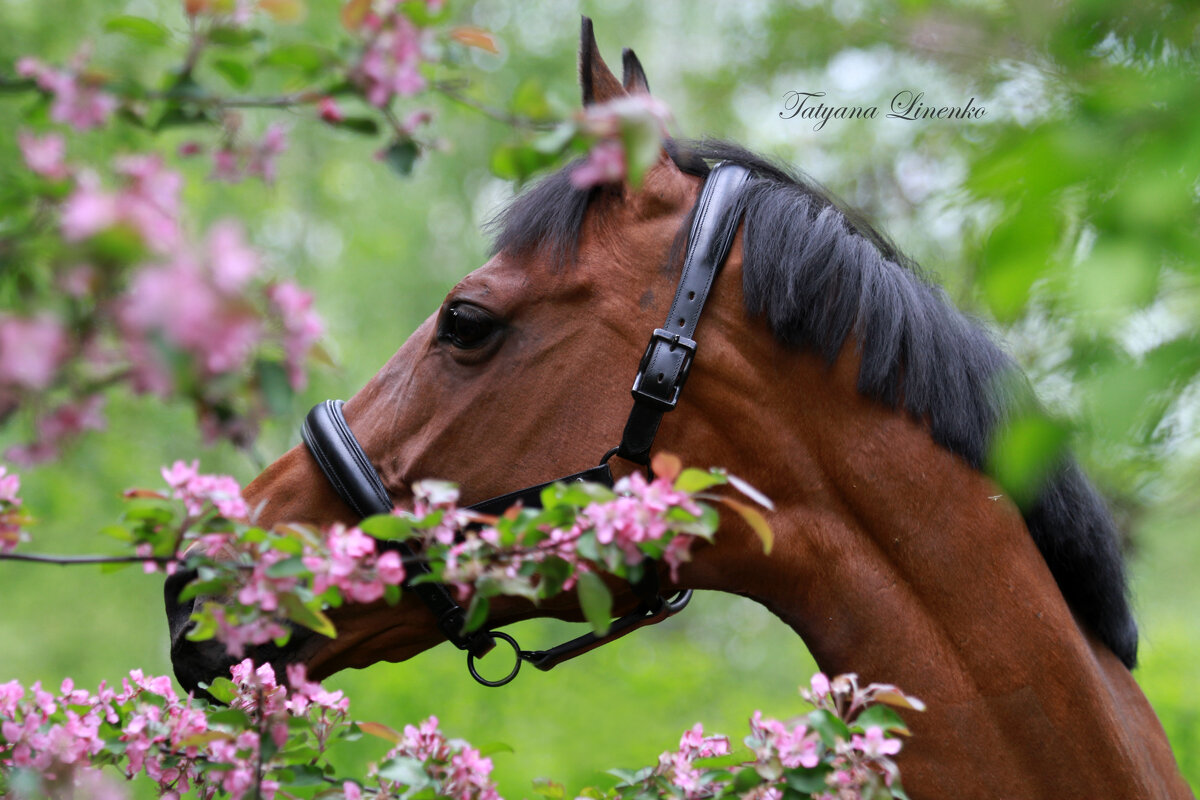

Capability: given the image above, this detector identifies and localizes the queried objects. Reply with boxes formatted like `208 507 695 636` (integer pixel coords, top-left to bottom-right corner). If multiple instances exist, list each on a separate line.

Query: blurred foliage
0 0 1196 795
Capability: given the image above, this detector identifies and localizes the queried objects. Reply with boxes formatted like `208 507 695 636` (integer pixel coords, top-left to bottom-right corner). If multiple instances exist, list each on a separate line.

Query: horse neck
661 262 1190 799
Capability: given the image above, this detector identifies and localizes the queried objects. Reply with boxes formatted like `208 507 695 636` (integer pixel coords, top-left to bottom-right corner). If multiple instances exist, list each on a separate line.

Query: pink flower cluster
210 123 290 185
0 465 28 553
304 523 407 603
16 55 117 131
571 94 673 190
748 709 820 769
268 281 324 390
161 460 249 520
584 471 703 575
62 155 183 251
0 662 360 800
121 218 266 384
230 659 349 757
17 130 69 179
0 314 68 392
658 723 732 797
363 715 501 800
5 396 107 466
432 471 707 601
355 5 427 106
154 462 405 654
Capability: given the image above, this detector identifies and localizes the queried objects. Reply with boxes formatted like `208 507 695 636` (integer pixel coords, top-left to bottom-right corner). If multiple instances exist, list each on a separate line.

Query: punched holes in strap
618 163 752 464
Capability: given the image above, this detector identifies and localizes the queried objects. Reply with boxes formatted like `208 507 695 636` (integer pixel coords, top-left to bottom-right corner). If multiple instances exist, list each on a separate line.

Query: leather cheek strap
617 163 752 465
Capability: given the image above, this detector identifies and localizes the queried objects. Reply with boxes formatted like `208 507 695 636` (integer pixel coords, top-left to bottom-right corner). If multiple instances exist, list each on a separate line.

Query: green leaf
99 524 133 542
279 593 337 638
477 741 515 757
620 117 663 189
360 514 414 541
265 556 310 578
257 359 293 416
732 767 763 793
105 15 169 46
510 79 553 120
177 578 231 602
207 26 263 47
277 764 328 786
202 676 236 704
490 142 559 183
986 413 1070 509
462 594 489 633
854 705 910 734
674 468 726 493
378 756 431 788
383 139 419 177
212 58 253 90
784 765 832 794
575 571 613 636
806 709 851 749
259 43 331 76
331 116 380 136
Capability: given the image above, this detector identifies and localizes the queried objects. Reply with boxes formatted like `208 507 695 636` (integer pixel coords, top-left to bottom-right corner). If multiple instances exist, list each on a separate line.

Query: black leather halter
301 162 751 686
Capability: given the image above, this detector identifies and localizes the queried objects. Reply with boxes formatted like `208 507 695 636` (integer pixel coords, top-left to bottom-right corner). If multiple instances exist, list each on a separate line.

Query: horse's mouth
164 568 323 699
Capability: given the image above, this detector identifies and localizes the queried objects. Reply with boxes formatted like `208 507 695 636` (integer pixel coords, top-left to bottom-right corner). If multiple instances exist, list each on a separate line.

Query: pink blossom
18 130 69 178
211 148 241 182
851 725 902 758
678 722 730 758
17 56 117 131
61 158 183 251
570 141 626 189
318 96 344 123
357 11 426 106
0 465 21 504
402 108 432 134
207 220 261 292
0 314 68 390
343 781 362 800
247 123 289 184
268 281 324 390
60 171 118 240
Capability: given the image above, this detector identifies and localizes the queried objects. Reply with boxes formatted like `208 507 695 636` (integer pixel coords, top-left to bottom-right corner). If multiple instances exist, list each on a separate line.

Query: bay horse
167 20 1193 800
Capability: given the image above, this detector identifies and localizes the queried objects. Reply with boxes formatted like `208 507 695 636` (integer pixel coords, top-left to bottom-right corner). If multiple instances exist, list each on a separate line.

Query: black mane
488 139 1139 669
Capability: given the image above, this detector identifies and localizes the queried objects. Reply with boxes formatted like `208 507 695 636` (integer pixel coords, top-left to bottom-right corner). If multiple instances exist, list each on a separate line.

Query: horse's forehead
450 252 585 303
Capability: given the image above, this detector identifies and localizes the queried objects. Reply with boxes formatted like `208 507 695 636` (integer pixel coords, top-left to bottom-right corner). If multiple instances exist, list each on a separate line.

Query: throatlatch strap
617 163 751 464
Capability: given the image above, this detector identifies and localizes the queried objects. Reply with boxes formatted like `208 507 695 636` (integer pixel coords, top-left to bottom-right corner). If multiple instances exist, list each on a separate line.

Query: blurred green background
0 0 1196 795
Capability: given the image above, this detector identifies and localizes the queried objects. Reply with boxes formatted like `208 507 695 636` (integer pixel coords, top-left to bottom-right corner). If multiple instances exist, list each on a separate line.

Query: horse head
166 18 1193 800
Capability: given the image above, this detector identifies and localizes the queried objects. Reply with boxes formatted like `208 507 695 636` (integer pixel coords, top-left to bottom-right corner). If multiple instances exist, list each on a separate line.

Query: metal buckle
631 328 698 412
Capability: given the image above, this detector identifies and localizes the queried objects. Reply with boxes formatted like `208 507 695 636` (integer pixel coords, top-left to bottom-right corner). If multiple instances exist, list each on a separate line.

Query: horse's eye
439 303 497 350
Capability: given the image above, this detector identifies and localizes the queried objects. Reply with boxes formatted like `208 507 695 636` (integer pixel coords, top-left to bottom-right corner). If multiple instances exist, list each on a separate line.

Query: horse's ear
579 16 625 106
622 48 650 94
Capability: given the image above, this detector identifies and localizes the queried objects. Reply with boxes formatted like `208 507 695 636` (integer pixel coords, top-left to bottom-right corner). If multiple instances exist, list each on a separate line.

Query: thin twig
0 552 175 566
432 81 555 131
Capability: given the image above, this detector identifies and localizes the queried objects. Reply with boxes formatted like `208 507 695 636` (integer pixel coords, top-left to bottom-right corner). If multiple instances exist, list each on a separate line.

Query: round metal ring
467 631 522 687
